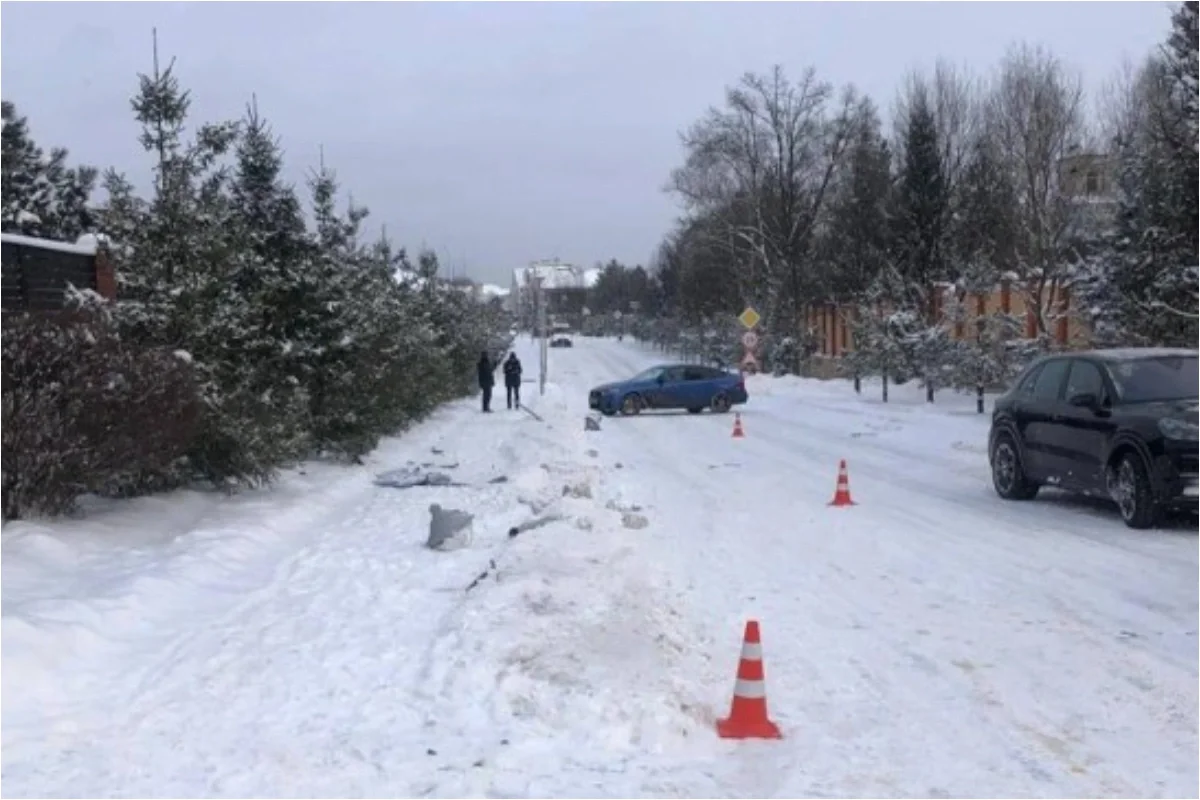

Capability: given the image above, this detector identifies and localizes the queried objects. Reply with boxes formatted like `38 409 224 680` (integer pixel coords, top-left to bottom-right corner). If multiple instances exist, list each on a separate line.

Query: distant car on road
588 363 749 417
988 347 1198 528
550 336 573 348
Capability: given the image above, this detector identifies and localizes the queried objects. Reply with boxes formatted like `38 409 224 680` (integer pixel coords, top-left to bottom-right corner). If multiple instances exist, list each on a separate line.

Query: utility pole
535 275 548 396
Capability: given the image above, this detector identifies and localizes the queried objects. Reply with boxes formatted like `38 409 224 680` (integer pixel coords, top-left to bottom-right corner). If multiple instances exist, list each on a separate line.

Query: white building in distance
508 259 600 323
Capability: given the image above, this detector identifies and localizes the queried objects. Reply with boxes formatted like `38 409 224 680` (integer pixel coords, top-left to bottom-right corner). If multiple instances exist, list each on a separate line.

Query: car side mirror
1068 392 1100 411
655 374 666 385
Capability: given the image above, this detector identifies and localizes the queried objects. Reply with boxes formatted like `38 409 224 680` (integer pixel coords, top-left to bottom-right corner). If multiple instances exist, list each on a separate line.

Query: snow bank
2 336 717 797
2 461 375 743
743 370 1000 413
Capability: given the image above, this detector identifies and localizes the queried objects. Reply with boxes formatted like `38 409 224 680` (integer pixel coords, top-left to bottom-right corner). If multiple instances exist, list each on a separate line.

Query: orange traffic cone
731 413 745 439
717 620 782 740
828 459 855 506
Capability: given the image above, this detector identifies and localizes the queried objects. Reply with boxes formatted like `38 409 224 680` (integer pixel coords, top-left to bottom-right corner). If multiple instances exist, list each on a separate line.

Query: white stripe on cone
740 642 763 660
733 678 767 699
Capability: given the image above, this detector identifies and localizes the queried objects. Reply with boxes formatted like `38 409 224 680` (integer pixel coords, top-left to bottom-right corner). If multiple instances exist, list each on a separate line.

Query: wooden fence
1 233 116 312
806 280 1091 357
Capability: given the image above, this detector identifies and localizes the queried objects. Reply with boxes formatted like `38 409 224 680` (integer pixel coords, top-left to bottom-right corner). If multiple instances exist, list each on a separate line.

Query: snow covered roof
512 261 590 291
479 283 509 298
1 232 99 256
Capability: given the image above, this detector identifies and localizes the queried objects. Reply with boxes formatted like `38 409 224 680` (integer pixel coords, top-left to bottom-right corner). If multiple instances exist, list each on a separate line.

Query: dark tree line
623 3 1197 400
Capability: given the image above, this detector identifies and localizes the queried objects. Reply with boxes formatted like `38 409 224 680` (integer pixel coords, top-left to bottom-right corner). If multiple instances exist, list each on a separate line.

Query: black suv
988 348 1198 528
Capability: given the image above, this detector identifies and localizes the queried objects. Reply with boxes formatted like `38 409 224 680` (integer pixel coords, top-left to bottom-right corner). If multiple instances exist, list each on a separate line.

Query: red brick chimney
95 250 117 300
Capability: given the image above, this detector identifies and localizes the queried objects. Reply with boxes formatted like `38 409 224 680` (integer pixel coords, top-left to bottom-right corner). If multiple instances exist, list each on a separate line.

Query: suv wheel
620 393 642 416
711 393 732 413
1110 453 1161 529
991 434 1040 500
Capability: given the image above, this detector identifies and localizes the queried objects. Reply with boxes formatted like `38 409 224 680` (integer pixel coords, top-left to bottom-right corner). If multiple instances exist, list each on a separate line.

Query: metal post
535 276 548 396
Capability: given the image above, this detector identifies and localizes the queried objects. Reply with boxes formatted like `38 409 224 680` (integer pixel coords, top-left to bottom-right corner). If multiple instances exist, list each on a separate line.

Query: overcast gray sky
1 1 1174 285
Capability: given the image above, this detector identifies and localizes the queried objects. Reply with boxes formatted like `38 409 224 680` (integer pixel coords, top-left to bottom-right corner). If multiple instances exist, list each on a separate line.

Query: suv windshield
1106 355 1199 404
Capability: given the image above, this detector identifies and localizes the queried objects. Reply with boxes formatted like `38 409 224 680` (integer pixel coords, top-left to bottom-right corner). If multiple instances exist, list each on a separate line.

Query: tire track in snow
728 397 1195 794
571 339 1196 797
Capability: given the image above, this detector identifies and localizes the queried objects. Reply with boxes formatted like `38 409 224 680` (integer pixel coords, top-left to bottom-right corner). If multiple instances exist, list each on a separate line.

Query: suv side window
1064 359 1107 403
683 366 708 381
1018 364 1044 395
1031 358 1070 401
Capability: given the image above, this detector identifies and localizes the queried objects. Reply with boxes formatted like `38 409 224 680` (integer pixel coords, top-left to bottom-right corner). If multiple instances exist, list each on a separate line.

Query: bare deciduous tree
985 42 1087 336
668 65 858 334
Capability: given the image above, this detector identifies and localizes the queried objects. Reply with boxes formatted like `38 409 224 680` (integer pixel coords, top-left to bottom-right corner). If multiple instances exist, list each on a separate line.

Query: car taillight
736 379 745 392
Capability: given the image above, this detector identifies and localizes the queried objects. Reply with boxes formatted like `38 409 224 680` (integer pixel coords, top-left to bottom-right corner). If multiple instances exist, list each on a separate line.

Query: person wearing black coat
503 352 523 409
477 351 496 412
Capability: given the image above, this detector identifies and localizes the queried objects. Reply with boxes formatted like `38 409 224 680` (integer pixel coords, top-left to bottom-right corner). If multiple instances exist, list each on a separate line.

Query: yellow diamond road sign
738 307 761 330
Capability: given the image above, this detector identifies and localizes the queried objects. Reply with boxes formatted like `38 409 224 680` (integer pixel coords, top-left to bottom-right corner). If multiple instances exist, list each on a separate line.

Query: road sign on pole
738 307 761 330
742 331 759 350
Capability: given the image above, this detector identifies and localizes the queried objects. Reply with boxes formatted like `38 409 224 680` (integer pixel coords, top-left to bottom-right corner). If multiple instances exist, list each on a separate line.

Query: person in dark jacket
477 351 495 412
503 352 523 409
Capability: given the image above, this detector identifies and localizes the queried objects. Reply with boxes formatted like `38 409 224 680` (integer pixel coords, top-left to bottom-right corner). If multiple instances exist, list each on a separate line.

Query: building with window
508 259 600 329
1058 150 1117 199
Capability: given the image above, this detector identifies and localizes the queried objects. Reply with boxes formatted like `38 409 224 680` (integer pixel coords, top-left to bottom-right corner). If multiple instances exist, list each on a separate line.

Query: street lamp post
534 275 548 396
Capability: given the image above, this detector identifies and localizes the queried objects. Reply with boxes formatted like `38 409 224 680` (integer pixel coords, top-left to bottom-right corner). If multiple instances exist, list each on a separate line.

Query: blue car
588 363 749 416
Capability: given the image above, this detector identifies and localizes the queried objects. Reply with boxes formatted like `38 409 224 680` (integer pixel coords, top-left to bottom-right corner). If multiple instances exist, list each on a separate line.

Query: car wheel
710 393 732 413
990 434 1039 500
687 407 704 414
620 393 642 416
1110 452 1160 529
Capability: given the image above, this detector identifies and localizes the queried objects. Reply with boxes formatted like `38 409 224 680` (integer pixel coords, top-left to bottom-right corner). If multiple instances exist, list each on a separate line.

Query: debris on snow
426 504 474 551
584 414 601 432
507 513 567 539
375 467 463 489
562 481 593 499
621 512 650 530
519 406 545 422
465 559 498 592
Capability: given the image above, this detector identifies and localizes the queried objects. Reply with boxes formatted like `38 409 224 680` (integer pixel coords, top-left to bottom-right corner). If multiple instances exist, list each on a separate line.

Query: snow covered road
3 336 1197 798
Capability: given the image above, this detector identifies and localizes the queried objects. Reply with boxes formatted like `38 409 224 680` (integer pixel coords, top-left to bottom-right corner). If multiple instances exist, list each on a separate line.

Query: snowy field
3 335 1196 798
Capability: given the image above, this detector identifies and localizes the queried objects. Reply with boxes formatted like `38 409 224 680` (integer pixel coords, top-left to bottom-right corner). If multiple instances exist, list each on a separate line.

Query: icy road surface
3 336 1197 798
